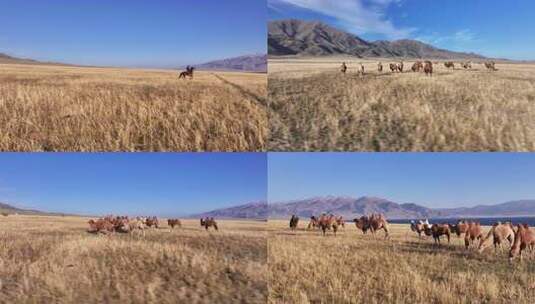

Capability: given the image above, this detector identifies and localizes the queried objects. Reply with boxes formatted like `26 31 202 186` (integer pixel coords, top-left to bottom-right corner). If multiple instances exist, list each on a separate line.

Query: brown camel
307 216 319 230
377 62 383 72
397 61 404 72
444 62 455 70
341 62 348 74
168 219 182 229
318 214 338 236
389 63 397 72
424 61 433 76
289 215 299 231
464 222 483 249
431 224 451 244
411 61 423 72
509 224 535 261
410 219 430 239
478 222 514 253
354 214 389 239
450 220 469 237
461 61 472 69
200 217 218 231
484 61 497 71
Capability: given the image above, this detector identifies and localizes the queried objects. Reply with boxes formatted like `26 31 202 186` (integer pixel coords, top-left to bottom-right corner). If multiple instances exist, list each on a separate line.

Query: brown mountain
269 196 444 219
0 202 66 216
269 19 486 59
196 54 267 72
268 196 535 219
0 53 39 64
191 201 268 220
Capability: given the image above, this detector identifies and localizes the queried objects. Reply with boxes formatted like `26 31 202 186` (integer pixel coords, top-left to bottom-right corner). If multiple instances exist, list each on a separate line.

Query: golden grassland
0 215 267 303
268 220 535 304
0 63 267 152
268 57 535 151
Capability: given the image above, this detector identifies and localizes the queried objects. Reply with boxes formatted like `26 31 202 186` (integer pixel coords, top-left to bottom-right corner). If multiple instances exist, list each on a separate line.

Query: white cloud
269 0 415 39
416 29 477 46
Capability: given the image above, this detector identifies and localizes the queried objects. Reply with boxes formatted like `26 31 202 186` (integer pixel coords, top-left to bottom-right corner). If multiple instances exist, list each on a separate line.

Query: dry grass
269 57 535 151
0 215 267 303
268 220 535 304
0 63 267 151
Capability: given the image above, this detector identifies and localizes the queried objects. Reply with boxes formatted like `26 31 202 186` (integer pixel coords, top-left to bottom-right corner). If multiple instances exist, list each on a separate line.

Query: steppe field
268 57 535 151
268 220 535 304
0 215 267 303
0 63 267 152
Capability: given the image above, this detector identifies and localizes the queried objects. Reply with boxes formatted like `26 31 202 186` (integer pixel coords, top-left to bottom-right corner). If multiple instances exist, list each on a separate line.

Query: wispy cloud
416 29 478 47
269 0 415 39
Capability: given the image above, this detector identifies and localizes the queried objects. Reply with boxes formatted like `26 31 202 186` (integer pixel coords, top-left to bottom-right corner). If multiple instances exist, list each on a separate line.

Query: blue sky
268 153 535 208
0 153 266 217
269 0 535 60
0 0 266 67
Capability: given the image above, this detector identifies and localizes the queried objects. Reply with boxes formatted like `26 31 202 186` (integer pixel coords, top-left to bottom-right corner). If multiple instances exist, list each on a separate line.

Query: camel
318 214 338 236
431 224 451 244
377 62 383 72
335 215 345 229
411 61 423 72
145 216 160 229
397 61 404 73
358 63 365 76
307 216 319 230
389 63 397 72
509 224 535 261
444 62 455 70
424 61 433 76
410 219 430 238
340 62 348 74
464 222 483 249
484 61 497 71
168 219 182 229
179 66 195 79
450 220 469 237
478 222 514 253
87 218 115 234
289 215 299 231
200 217 218 231
354 214 389 239
461 61 472 69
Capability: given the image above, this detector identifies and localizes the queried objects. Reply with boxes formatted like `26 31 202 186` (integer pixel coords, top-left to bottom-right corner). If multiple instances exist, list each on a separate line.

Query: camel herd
288 215 534 261
340 60 498 76
86 215 218 234
293 213 386 238
411 219 534 261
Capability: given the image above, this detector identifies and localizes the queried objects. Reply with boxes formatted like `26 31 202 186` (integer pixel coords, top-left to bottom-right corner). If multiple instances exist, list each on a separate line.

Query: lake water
389 217 535 226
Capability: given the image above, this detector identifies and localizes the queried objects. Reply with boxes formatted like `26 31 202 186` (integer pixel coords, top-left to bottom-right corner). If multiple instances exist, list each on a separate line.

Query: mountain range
190 201 268 219
269 19 486 59
188 196 535 220
0 202 66 216
3 197 534 220
270 197 535 219
1 52 267 72
0 53 41 64
195 54 267 72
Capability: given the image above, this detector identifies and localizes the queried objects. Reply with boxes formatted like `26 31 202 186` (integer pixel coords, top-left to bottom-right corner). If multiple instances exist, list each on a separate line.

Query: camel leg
447 234 450 244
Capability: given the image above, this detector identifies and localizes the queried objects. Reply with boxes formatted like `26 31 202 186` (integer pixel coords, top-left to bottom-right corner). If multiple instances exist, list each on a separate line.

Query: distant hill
190 201 268 220
269 196 535 219
196 54 267 72
437 200 535 217
0 202 67 216
269 19 486 60
269 196 444 219
0 53 40 64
